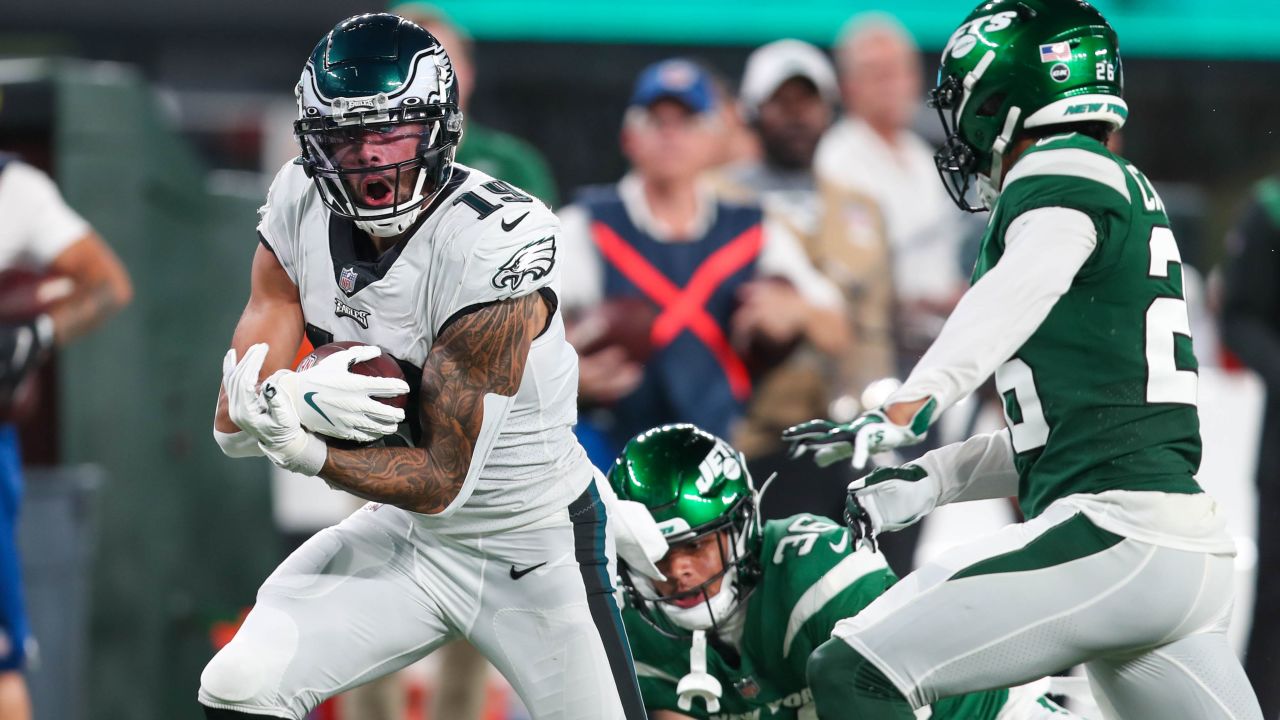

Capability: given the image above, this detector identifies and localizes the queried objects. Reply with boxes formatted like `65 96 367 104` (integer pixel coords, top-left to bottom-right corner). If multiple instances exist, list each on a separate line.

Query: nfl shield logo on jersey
338 266 359 295
734 675 760 699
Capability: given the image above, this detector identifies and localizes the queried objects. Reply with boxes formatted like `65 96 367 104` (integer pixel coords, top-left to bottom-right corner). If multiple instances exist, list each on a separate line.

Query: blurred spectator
1220 177 1280 715
816 12 972 370
704 67 762 169
721 39 895 422
558 58 847 470
723 39 839 196
713 39 894 520
0 157 132 720
391 2 559 206
817 12 985 574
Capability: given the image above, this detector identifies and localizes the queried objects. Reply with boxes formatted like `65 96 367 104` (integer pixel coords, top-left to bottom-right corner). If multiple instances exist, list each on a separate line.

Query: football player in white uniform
198 14 646 720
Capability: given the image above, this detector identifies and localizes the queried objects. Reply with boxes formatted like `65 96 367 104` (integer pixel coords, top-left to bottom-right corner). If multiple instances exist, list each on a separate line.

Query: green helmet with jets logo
607 424 762 632
930 0 1126 211
294 13 464 237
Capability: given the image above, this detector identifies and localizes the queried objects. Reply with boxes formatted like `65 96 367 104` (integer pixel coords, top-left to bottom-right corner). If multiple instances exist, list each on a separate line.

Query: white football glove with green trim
844 464 942 551
781 398 937 471
222 344 327 475
269 345 408 443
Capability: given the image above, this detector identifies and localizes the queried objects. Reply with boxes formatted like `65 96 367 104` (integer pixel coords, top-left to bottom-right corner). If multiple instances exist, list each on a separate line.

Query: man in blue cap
558 58 848 469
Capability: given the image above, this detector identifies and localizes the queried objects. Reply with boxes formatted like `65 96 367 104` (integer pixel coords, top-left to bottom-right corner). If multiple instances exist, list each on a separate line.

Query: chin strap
677 630 723 713
979 106 1023 209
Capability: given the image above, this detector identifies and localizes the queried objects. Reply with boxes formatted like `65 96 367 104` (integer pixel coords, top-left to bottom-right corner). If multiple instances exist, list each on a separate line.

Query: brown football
298 341 408 410
569 296 658 364
0 268 73 323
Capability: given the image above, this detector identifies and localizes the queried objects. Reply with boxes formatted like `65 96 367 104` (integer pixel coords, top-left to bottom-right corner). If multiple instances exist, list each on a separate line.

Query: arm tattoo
319 292 547 513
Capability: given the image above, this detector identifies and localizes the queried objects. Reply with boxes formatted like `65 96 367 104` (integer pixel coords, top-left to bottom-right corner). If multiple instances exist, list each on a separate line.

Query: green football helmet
294 13 464 237
930 0 1127 211
607 424 762 634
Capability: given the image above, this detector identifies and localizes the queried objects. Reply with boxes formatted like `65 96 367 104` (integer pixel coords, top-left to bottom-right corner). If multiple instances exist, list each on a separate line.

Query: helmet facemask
929 52 1023 213
607 424 766 642
295 99 462 237
620 493 761 638
929 74 981 212
293 15 465 238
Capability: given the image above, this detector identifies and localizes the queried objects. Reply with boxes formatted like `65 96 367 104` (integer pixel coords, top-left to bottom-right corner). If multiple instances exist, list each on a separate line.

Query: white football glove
609 498 669 582
844 464 942 551
222 344 327 476
781 398 937 471
269 345 409 442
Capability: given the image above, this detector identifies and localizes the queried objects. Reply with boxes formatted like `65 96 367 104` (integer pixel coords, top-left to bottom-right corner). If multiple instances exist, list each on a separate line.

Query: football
569 296 658 364
298 340 409 410
0 268 73 324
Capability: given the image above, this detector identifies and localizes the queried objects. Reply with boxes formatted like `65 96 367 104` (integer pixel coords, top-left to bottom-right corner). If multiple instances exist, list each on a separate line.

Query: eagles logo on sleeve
491 236 556 292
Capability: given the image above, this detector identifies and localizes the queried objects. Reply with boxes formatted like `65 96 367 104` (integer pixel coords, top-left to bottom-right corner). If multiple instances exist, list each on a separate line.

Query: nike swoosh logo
500 212 530 232
303 391 333 425
509 561 547 580
828 532 849 554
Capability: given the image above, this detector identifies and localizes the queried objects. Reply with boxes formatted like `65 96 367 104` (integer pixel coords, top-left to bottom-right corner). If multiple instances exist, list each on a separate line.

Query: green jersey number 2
996 223 1197 454
1146 226 1197 405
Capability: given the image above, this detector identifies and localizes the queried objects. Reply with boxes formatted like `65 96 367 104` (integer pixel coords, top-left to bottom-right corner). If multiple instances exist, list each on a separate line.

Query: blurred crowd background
4 1 1280 719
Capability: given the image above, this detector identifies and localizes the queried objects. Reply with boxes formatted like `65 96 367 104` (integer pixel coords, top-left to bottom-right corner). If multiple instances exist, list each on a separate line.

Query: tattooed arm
318 291 549 514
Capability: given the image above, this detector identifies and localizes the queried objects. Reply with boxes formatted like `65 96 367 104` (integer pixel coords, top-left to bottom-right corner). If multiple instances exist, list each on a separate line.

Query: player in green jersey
780 1 1262 718
609 423 1080 720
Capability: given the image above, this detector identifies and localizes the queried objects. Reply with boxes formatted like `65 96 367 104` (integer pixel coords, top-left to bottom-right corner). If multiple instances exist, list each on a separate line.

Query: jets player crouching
609 424 1077 720
200 14 646 720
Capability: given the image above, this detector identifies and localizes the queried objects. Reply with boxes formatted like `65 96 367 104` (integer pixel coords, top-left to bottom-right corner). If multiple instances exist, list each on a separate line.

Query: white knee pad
199 605 300 710
201 647 269 704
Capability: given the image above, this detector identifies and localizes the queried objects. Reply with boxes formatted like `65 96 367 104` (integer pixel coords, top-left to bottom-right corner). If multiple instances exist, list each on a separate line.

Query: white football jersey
257 160 591 534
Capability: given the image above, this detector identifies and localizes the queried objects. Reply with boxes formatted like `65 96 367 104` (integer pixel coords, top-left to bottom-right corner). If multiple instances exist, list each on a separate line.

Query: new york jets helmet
931 0 1126 211
607 424 763 634
294 13 464 237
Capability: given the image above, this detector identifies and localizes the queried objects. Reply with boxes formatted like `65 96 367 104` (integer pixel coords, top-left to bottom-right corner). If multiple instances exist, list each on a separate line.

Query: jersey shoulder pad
754 515 894 662
433 166 560 331
1000 132 1132 215
256 159 313 279
759 515 889 603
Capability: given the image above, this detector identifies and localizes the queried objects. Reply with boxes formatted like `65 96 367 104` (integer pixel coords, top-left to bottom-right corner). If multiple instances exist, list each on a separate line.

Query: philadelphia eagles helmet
607 424 763 634
294 13 464 237
930 0 1126 211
